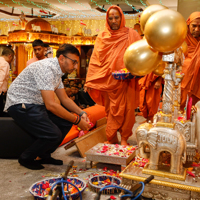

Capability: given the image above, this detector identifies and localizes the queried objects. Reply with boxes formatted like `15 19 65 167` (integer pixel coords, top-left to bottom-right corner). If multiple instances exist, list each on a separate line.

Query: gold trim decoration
120 173 200 192
119 162 200 193
164 69 169 74
173 100 180 107
0 31 97 45
160 112 172 117
156 122 174 129
25 43 33 60
0 35 7 44
142 164 186 181
136 122 153 132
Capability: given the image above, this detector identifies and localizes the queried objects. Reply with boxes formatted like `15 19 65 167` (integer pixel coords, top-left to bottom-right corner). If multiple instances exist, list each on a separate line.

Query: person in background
77 82 83 89
5 44 90 170
26 39 45 66
139 73 163 122
0 47 14 117
45 46 54 58
181 12 200 109
81 79 85 86
69 80 75 87
85 5 141 145
71 84 80 106
78 85 95 108
65 87 73 99
44 43 50 56
63 78 70 87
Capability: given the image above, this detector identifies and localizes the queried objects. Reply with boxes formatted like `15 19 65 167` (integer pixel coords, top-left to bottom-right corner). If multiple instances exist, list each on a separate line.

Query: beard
193 33 200 38
111 25 120 30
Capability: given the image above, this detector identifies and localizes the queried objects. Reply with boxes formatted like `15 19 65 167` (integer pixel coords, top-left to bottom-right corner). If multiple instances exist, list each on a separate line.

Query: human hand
81 112 90 122
77 119 91 131
154 79 161 89
84 86 87 93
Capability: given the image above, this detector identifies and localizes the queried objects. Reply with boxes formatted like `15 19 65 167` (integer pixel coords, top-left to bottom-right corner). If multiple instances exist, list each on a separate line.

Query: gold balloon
145 9 187 53
153 60 166 76
140 4 168 31
124 39 162 76
181 41 188 55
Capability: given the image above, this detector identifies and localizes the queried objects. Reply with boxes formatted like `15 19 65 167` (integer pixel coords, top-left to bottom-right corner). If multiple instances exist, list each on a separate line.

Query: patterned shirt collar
5 57 66 111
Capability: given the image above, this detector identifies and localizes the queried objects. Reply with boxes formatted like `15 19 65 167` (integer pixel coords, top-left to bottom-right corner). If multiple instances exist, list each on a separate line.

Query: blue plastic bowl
29 177 86 200
89 175 121 194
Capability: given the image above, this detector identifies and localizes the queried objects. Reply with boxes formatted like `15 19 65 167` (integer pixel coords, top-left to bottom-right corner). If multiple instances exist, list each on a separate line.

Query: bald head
189 18 200 38
2 47 14 64
108 8 121 30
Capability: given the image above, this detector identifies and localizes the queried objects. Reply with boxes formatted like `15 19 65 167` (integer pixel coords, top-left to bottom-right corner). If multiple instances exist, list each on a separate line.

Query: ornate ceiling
0 0 178 21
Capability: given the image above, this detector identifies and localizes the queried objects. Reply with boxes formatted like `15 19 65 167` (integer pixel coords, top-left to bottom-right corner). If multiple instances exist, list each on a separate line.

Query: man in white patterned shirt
5 44 91 170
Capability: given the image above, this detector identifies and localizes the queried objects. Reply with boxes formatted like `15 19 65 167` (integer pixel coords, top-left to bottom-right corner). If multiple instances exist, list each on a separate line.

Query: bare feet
104 134 119 144
121 138 128 146
104 141 112 144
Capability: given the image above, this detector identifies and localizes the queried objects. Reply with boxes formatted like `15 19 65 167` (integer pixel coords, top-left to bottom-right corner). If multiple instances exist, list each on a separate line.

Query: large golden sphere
124 39 162 76
145 9 187 53
181 41 188 55
140 4 168 31
153 60 166 76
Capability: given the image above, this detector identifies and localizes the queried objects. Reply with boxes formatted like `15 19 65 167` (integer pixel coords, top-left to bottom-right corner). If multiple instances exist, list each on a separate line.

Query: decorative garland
0 0 163 21
125 0 141 13
140 0 147 7
158 0 164 6
75 0 105 16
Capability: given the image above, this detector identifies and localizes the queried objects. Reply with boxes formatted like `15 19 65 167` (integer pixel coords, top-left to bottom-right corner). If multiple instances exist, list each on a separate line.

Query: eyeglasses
63 54 78 66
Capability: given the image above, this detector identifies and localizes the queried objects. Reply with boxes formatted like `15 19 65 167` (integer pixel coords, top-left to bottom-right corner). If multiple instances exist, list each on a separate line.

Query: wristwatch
79 111 87 117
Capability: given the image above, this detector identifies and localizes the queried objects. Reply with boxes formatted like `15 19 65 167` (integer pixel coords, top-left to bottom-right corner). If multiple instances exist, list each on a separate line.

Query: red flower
103 167 108 171
187 171 195 177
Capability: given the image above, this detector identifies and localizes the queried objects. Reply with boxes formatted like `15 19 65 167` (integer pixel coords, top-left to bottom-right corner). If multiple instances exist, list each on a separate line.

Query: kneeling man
5 44 91 170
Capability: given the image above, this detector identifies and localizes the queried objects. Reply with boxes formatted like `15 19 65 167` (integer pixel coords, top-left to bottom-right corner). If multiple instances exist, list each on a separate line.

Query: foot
121 138 129 146
104 134 119 144
104 141 112 144
18 157 44 170
37 157 63 165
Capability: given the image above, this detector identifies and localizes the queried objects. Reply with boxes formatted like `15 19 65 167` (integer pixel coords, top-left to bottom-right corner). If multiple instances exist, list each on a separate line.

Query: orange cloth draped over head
139 73 162 119
181 12 200 108
85 5 141 142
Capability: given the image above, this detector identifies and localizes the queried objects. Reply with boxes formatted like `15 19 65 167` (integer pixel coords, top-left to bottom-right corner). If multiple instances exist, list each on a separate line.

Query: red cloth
181 12 200 109
139 73 162 119
85 5 141 142
186 97 193 120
